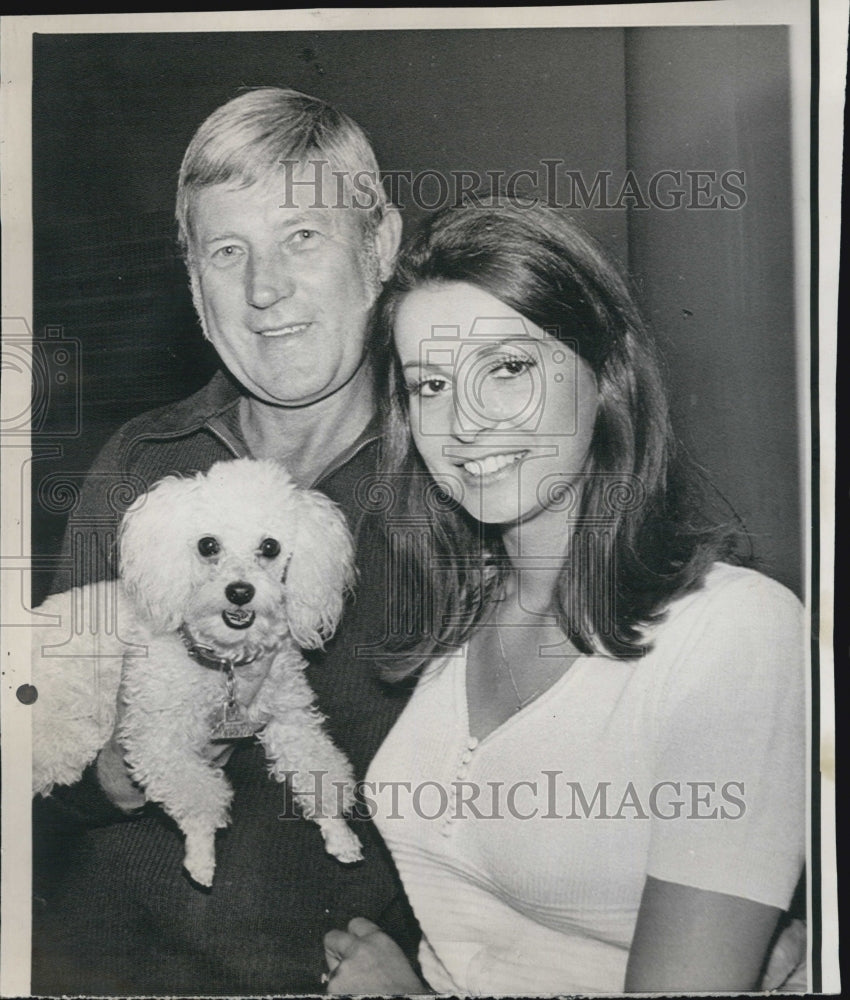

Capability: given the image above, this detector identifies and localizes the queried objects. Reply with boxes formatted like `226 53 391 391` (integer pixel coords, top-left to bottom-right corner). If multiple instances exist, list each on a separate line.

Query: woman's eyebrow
480 336 540 348
401 360 450 372
400 336 542 369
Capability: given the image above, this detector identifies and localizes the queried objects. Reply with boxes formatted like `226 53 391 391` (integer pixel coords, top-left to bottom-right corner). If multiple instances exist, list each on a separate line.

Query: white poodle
31 458 363 887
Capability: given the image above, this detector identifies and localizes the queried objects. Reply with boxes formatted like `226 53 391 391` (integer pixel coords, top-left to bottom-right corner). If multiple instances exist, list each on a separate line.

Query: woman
324 201 806 994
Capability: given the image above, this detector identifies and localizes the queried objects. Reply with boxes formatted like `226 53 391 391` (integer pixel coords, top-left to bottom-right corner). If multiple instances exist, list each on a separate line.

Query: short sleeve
645 569 806 909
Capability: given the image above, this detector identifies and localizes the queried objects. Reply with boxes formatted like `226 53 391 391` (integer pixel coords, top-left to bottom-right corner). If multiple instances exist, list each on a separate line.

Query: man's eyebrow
201 231 243 246
273 210 328 227
201 213 326 244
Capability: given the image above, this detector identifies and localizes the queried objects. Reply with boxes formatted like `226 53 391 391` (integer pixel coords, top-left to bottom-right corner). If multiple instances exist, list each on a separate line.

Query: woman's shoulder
661 562 801 631
639 563 807 732
641 562 805 674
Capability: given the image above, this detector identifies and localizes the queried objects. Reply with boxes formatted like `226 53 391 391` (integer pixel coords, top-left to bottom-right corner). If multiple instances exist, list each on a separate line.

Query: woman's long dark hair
373 200 746 674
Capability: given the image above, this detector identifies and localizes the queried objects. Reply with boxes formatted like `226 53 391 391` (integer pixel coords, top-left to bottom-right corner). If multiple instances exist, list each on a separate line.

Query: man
32 87 417 995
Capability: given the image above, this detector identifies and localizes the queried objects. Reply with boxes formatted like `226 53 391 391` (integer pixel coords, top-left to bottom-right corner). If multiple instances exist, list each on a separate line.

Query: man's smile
255 322 312 338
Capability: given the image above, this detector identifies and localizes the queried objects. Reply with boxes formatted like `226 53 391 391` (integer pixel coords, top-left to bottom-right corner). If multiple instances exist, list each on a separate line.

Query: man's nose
245 250 295 308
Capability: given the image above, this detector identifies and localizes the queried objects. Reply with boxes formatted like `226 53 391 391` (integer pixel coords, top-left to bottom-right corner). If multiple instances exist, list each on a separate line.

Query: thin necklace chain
494 622 547 712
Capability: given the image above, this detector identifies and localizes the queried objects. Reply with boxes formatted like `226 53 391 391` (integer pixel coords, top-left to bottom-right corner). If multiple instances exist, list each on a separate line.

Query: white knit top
366 564 806 994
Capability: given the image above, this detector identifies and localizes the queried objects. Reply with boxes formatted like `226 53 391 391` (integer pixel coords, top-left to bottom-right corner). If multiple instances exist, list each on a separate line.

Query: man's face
188 170 382 407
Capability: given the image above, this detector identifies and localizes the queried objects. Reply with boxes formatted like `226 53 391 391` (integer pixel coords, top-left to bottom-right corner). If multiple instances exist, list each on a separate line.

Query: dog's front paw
183 850 216 888
317 817 363 864
182 823 217 887
333 778 358 816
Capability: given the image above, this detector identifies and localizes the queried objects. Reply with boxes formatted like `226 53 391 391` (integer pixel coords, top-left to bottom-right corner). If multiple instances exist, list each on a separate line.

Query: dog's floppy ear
119 472 203 631
286 490 356 650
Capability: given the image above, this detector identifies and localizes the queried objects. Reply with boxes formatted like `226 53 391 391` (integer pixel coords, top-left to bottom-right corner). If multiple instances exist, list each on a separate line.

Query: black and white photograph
0 3 842 996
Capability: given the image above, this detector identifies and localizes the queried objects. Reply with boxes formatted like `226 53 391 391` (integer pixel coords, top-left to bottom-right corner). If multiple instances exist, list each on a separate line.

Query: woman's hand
323 917 428 994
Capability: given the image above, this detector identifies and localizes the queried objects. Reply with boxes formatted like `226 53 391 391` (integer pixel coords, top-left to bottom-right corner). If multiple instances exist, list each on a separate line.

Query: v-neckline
459 642 587 746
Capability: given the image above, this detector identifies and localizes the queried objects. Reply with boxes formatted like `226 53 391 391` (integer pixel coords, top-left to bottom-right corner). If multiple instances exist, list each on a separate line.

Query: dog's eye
259 538 281 559
197 536 220 557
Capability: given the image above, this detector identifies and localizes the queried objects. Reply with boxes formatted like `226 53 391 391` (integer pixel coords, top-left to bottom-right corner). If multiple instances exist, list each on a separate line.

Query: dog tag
210 701 262 741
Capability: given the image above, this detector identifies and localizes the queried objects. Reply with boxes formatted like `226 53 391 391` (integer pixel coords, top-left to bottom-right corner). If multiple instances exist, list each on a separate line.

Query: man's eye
289 229 321 248
197 536 220 557
210 245 244 265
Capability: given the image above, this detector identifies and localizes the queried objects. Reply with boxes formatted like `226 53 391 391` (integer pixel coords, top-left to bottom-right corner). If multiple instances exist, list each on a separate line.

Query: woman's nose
451 378 519 441
449 390 487 442
246 251 295 308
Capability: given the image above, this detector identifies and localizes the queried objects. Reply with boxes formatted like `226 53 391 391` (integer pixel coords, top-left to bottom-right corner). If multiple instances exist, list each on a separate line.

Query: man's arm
35 427 144 823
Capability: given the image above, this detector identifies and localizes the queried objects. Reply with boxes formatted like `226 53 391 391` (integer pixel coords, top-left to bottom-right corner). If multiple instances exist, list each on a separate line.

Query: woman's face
394 281 599 530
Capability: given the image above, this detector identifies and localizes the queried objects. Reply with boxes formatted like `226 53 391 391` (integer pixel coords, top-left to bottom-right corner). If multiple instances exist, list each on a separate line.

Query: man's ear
188 267 211 341
375 205 403 282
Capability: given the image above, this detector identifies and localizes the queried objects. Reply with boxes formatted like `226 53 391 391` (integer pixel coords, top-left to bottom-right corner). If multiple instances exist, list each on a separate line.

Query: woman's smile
454 449 530 478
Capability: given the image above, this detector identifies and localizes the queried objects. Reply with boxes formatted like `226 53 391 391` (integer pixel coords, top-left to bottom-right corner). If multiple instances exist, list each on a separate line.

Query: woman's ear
375 205 403 282
285 491 356 650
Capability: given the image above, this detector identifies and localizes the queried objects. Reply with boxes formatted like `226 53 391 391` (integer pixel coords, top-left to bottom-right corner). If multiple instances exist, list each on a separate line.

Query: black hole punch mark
17 684 38 705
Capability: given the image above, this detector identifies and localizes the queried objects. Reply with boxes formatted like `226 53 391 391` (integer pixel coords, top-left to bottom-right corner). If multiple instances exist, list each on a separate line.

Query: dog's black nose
225 581 255 606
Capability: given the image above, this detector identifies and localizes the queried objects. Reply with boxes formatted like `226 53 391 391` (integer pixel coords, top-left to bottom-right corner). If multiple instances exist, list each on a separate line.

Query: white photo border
1 3 842 995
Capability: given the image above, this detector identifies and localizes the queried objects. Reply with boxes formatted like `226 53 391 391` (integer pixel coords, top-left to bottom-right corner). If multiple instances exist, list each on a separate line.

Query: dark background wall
30 27 800 603
624 27 800 593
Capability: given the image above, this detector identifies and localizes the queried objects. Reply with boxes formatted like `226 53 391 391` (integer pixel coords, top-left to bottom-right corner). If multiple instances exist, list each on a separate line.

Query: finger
347 916 381 938
322 951 341 975
322 948 341 982
323 928 354 962
206 741 236 768
96 741 145 812
323 966 347 995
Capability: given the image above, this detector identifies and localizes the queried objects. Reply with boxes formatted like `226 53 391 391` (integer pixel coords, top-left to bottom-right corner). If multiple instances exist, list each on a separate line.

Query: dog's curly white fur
32 458 363 886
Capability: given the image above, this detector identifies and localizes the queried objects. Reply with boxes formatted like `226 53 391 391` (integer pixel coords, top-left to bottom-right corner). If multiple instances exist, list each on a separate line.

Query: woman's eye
197 536 220 557
491 355 535 378
408 377 448 398
259 538 281 558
